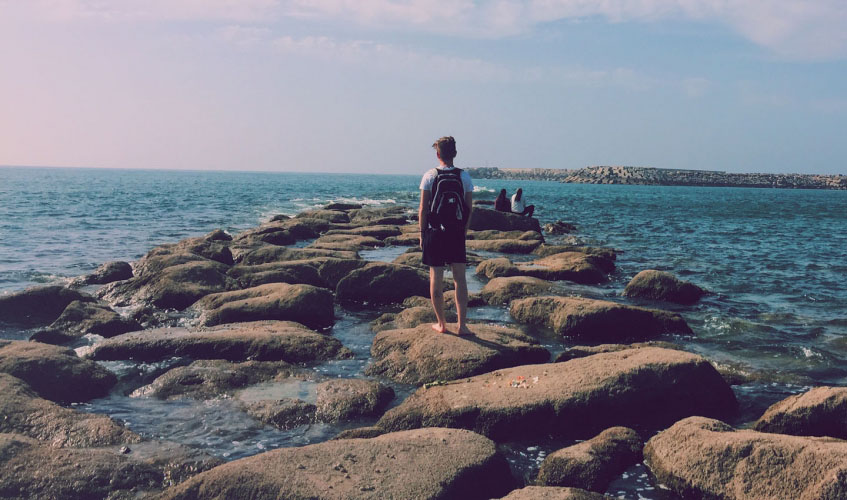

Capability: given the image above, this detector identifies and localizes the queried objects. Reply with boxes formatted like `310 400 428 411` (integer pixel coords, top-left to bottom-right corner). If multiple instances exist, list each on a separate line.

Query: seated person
494 189 510 212
511 188 535 217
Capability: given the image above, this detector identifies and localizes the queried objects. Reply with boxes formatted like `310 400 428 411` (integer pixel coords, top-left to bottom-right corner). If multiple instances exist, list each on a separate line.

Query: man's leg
522 205 535 217
429 266 448 333
450 262 472 335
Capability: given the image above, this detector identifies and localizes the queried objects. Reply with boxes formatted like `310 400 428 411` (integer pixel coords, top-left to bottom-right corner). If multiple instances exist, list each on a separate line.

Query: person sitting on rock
494 189 510 212
419 136 474 336
511 188 535 217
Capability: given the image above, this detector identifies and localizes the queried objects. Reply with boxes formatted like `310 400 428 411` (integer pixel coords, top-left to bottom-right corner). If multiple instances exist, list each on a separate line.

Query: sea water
2 166 846 496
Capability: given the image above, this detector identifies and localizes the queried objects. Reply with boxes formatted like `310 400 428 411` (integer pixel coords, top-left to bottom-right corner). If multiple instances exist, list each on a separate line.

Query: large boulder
0 340 115 403
295 209 351 223
30 300 141 344
480 276 555 305
348 206 410 226
644 416 847 500
0 286 93 326
239 246 359 265
336 262 430 304
531 245 617 263
466 239 542 254
553 342 682 362
476 253 612 284
377 347 737 441
469 207 541 232
226 260 327 288
499 486 614 499
314 379 395 422
133 233 234 277
244 399 316 429
309 234 384 252
87 321 353 364
754 386 847 439
324 225 402 240
0 374 139 447
366 323 550 385
623 270 705 305
370 305 457 333
510 296 692 341
193 283 335 330
537 426 642 492
159 428 514 500
71 261 134 286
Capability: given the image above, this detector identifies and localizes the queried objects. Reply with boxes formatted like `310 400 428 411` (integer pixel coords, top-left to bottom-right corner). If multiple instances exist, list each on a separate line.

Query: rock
159 428 514 500
348 206 410 226
384 232 420 246
226 260 327 288
205 229 231 241
295 209 351 223
467 230 543 241
73 261 134 286
333 426 386 440
370 306 457 333
498 486 614 500
0 374 140 447
239 246 359 265
98 260 238 310
466 239 542 254
309 234 384 252
134 234 234 276
644 416 847 500
531 245 617 263
537 427 642 492
336 262 430 305
480 276 555 305
469 207 542 232
366 323 550 385
244 398 317 429
0 286 93 327
509 296 692 341
323 225 402 240
87 321 353 364
314 379 395 422
282 217 332 239
553 342 682 362
30 300 141 344
377 347 736 441
753 386 847 439
324 202 362 210
131 360 311 400
476 253 612 284
542 221 577 235
623 270 706 305
476 257 519 278
0 340 116 403
194 283 335 330
392 251 425 269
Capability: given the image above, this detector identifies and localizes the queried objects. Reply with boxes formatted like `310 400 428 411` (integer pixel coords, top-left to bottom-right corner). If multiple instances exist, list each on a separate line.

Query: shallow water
2 166 847 498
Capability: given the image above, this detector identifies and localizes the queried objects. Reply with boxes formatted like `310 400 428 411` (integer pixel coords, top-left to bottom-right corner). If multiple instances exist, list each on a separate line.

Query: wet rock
87 321 353 363
466 239 542 254
366 323 550 385
370 306 457 333
324 202 362 211
476 257 519 278
72 261 134 286
244 398 317 429
553 342 682 362
480 276 555 305
30 300 141 344
542 221 578 235
384 232 420 246
295 209 351 223
476 253 612 284
333 426 386 440
468 229 543 241
510 296 692 341
194 282 335 330
644 416 847 500
392 251 425 269
531 245 617 263
226 260 327 288
0 340 115 403
0 285 93 327
131 360 312 400
377 347 736 441
469 207 541 232
282 217 332 239
623 270 705 305
336 262 430 305
309 234 384 252
98 260 238 310
498 486 614 500
537 427 642 492
239 246 359 265
323 225 402 240
0 374 140 447
348 206 410 226
315 379 395 422
159 428 514 500
753 386 847 439
134 234 234 276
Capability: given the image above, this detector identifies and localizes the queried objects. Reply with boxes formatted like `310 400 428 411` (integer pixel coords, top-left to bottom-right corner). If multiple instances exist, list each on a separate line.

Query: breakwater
467 166 847 189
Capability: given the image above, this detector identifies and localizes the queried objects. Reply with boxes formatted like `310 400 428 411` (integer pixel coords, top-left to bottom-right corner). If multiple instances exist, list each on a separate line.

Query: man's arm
419 189 431 248
464 190 473 233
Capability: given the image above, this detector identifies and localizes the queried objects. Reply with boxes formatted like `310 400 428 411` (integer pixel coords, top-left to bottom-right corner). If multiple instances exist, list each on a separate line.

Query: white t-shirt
419 166 474 193
511 194 526 213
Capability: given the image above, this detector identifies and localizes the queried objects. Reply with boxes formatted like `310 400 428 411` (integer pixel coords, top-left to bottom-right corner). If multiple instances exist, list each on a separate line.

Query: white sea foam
473 186 495 193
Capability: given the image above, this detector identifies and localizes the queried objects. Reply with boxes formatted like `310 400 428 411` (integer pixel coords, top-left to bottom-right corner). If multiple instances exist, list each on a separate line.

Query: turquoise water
2 166 847 496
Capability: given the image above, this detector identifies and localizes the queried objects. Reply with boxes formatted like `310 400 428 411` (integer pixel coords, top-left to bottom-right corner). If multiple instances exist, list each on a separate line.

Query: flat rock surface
498 486 614 500
480 276 555 305
0 285 92 327
476 253 612 284
644 416 847 500
160 428 514 500
336 262 430 304
370 306 457 333
0 340 116 403
754 386 847 439
377 347 736 441
239 246 359 265
466 239 542 254
314 379 395 422
510 296 692 341
87 321 353 363
366 323 550 385
226 260 327 288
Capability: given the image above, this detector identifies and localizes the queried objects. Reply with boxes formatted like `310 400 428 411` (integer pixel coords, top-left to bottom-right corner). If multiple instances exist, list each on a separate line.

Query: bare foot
455 326 474 337
431 323 449 334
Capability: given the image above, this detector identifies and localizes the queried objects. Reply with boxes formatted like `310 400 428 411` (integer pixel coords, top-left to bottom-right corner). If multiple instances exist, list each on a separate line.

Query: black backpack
429 168 468 231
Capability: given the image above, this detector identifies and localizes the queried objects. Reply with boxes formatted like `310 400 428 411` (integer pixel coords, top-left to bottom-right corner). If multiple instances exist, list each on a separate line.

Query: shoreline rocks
753 386 847 439
623 269 705 305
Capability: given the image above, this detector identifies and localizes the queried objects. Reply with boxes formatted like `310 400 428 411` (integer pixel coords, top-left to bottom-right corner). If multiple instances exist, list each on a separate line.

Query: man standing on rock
419 136 474 336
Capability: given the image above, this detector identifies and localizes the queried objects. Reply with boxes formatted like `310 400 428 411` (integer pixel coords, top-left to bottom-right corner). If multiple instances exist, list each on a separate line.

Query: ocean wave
473 186 495 193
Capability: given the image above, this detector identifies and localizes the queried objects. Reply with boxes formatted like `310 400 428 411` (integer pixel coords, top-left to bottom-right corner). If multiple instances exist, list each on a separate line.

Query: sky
1 0 846 175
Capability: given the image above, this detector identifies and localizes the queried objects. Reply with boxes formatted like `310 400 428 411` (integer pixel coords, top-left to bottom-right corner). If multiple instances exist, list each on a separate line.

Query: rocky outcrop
239 245 359 265
30 300 141 344
480 276 555 305
226 260 327 288
377 347 736 441
0 340 115 403
295 209 351 223
754 386 847 439
367 323 549 385
466 239 542 254
323 225 402 240
133 233 234 277
623 270 705 305
498 486 614 499
537 426 642 492
542 221 577 235
531 245 616 263
193 282 335 330
392 251 425 269
244 399 316 429
469 207 541 232
309 234 384 252
370 306 457 333
87 321 353 364
644 416 847 499
476 253 612 284
553 342 682 362
467 230 542 241
0 286 93 326
159 428 514 500
348 206 410 226
314 379 395 422
72 261 133 286
510 296 692 341
336 262 430 304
